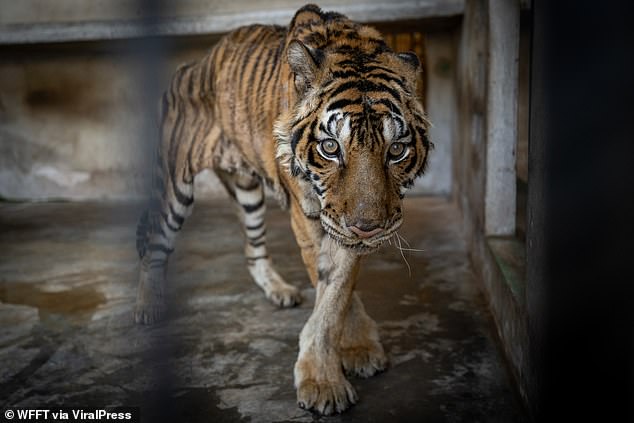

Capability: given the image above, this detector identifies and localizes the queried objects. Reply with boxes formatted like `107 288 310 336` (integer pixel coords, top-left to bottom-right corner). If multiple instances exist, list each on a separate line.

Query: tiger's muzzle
320 213 403 253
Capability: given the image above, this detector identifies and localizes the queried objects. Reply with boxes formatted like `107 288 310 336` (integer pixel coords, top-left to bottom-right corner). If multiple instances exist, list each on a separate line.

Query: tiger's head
275 5 432 253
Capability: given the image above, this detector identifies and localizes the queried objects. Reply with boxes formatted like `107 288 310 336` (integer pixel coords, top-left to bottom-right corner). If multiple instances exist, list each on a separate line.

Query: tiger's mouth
320 216 403 254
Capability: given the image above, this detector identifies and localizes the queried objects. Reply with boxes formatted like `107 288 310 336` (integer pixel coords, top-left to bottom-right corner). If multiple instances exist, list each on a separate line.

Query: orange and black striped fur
135 4 431 415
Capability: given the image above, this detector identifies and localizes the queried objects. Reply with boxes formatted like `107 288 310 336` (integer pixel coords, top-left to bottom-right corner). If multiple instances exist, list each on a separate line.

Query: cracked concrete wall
0 1 460 200
0 51 150 200
0 40 228 200
453 0 530 408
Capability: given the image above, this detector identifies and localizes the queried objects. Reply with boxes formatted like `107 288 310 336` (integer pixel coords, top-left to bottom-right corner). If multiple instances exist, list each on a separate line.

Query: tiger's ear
396 51 421 91
287 40 324 94
397 52 421 72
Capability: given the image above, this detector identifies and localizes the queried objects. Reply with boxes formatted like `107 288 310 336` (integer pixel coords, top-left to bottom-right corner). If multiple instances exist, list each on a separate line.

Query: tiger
134 3 431 415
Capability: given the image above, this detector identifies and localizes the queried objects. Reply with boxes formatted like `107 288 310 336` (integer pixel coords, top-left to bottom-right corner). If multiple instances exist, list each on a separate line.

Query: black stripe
328 79 402 103
246 254 269 262
327 98 361 112
149 259 166 268
200 53 211 94
238 29 261 87
185 65 201 138
185 118 206 183
247 31 271 130
227 46 244 133
329 80 360 98
161 211 180 232
291 123 308 152
248 226 266 237
369 120 382 151
265 40 283 94
169 203 185 226
327 113 338 134
240 41 259 139
242 198 264 213
255 46 275 98
398 127 411 141
307 147 323 169
303 32 326 46
319 122 329 136
336 59 359 68
236 180 261 191
248 239 266 248
187 64 197 99
290 159 301 177
365 65 397 73
172 178 193 206
147 244 174 255
292 19 322 33
417 150 429 176
403 125 419 174
270 42 285 113
331 70 360 79
247 229 266 238
416 125 430 149
374 98 402 116
245 221 265 231
364 81 402 103
369 72 406 91
309 119 318 141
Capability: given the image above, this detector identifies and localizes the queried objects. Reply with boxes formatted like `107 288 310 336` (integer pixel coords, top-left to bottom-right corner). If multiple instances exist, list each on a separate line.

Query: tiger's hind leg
135 145 194 325
215 168 302 308
135 61 218 324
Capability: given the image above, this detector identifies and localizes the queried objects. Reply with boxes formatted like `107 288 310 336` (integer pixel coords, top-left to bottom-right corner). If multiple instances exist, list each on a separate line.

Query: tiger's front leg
339 292 388 378
294 236 360 415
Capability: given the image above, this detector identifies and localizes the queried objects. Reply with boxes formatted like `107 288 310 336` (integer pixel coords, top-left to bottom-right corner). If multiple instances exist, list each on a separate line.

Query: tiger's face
276 31 431 253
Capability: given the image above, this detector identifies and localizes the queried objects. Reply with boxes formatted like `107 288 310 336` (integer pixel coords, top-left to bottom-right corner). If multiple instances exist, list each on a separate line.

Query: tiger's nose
347 221 384 239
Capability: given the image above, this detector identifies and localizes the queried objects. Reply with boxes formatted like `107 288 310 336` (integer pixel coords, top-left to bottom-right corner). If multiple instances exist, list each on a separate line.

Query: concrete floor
0 196 527 422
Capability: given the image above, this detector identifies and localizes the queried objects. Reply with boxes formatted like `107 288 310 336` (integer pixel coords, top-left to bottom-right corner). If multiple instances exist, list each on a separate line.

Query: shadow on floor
0 197 527 422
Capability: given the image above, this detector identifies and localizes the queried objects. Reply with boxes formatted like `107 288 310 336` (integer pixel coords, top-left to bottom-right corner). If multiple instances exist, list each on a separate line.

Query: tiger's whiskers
394 232 412 278
395 232 426 253
390 232 427 278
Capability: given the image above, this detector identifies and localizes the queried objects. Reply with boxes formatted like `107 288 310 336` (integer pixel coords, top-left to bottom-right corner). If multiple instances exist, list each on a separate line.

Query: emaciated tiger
135 4 432 415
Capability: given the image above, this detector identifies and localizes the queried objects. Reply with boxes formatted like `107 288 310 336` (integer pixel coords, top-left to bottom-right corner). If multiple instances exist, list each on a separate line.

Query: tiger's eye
389 142 406 158
320 139 340 157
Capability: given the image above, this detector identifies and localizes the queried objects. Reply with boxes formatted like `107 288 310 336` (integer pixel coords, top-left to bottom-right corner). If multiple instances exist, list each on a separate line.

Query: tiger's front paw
340 341 388 378
294 354 358 415
296 378 358 415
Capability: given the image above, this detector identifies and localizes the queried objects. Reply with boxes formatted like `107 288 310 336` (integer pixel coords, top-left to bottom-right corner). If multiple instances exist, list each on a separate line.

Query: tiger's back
155 24 286 184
